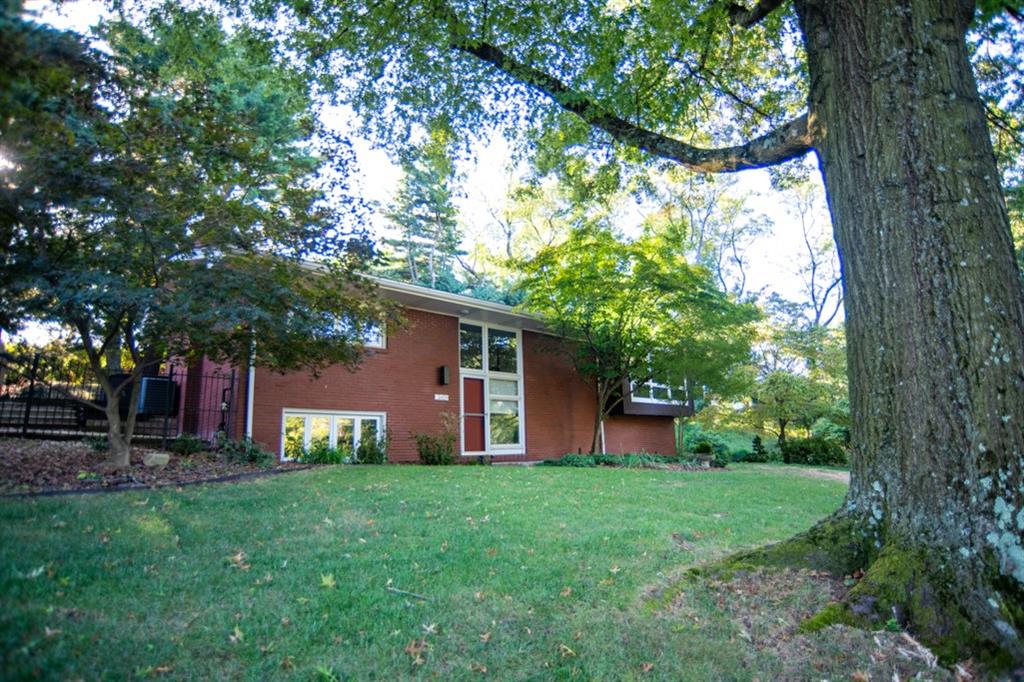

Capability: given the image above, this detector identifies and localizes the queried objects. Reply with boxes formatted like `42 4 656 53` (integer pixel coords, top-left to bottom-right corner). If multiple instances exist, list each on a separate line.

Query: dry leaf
43 626 61 638
609 565 620 574
485 547 497 557
474 591 485 601
560 587 572 597
641 662 654 673
470 662 488 674
280 656 295 670
558 644 576 658
228 550 251 571
320 573 336 589
851 673 869 682
404 639 427 657
229 625 244 644
422 623 438 634
479 631 491 643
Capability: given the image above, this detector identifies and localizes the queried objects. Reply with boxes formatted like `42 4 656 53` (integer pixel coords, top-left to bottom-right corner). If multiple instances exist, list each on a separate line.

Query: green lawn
1 464 846 680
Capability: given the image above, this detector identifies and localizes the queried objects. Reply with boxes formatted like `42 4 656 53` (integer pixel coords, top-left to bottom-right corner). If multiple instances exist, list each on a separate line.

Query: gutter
245 341 255 439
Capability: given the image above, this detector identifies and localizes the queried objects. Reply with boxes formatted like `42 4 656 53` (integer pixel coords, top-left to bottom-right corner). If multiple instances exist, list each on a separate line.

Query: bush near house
539 453 679 468
355 432 390 464
414 432 456 465
217 437 275 466
779 436 847 467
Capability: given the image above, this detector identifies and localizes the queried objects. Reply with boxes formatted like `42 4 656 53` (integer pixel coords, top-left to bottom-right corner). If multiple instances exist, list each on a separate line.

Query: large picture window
459 322 524 454
281 410 385 461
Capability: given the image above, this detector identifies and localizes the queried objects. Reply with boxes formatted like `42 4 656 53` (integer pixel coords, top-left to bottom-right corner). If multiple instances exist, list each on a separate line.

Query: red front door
463 377 485 452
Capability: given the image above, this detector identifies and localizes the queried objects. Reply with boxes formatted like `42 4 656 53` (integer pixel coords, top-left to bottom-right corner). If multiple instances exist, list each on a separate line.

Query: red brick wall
604 416 679 456
244 309 676 461
521 332 677 458
521 332 599 458
249 309 460 462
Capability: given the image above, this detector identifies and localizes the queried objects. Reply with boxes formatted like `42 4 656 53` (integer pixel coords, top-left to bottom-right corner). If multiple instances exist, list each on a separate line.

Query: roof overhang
369 276 547 333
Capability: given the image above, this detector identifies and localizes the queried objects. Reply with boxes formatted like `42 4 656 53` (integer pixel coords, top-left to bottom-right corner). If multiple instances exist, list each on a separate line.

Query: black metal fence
0 352 237 446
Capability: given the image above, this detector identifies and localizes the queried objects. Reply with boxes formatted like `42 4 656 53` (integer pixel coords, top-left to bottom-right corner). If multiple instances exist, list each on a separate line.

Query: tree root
693 514 1024 670
697 512 870 578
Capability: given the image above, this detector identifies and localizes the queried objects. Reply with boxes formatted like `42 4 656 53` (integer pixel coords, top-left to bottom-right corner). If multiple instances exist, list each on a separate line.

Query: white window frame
630 377 686 405
361 320 386 349
280 408 387 462
458 321 526 456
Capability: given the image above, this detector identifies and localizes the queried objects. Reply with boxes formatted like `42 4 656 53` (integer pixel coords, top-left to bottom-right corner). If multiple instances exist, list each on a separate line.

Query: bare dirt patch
649 567 963 680
747 463 851 484
0 438 303 495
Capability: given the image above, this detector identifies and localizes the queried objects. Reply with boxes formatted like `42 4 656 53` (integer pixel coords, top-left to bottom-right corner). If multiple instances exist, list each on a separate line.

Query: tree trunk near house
761 0 1024 662
93 365 145 471
591 388 606 455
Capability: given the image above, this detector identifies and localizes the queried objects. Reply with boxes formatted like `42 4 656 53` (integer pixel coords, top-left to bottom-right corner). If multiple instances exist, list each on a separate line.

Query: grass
0 463 846 680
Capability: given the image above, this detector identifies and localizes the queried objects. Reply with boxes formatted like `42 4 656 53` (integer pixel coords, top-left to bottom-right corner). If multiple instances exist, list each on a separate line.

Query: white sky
16 0 834 343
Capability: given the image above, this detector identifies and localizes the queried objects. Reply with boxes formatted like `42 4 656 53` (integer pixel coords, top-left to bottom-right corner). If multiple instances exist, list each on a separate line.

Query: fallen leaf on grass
558 644 576 658
560 587 572 597
470 662 488 674
850 673 869 682
404 638 427 658
640 662 654 673
422 623 438 634
320 573 336 589
153 665 173 675
479 631 491 643
44 626 61 638
229 626 244 644
280 656 295 670
228 551 251 571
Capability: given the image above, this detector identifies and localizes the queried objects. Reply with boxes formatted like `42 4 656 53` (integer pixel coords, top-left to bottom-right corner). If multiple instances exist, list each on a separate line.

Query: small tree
517 226 758 453
1 9 391 468
752 370 827 445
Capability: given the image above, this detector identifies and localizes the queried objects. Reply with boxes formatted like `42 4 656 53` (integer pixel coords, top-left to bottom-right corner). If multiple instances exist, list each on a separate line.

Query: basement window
281 409 386 461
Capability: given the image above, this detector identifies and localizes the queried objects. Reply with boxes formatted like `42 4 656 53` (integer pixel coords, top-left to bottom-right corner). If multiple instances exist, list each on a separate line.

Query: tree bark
103 397 131 470
792 0 1024 662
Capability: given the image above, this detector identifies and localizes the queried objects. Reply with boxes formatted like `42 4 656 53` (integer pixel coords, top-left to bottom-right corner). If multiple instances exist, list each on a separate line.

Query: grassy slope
0 464 845 680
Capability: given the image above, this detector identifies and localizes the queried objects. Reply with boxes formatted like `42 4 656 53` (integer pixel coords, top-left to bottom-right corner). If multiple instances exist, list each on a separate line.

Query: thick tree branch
450 37 813 173
727 0 786 28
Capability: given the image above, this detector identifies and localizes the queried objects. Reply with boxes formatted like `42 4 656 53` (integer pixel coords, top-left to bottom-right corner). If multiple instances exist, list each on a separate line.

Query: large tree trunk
789 0 1024 662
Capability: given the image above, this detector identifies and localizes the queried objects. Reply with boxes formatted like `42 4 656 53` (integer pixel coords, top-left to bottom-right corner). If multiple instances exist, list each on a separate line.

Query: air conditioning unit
136 377 179 417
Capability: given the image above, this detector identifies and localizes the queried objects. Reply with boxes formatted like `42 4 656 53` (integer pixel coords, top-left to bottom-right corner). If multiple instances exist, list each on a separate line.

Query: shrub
299 442 348 465
810 417 849 445
355 431 390 464
218 437 274 466
780 436 847 466
745 435 771 463
83 435 108 452
682 424 729 458
414 432 455 465
168 433 205 456
540 453 677 468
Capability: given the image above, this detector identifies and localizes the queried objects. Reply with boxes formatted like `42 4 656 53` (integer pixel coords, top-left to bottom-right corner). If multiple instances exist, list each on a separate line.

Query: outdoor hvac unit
136 377 179 417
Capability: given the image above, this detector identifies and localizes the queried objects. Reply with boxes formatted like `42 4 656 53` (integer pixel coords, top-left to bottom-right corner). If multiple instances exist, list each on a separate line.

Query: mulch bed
0 438 308 496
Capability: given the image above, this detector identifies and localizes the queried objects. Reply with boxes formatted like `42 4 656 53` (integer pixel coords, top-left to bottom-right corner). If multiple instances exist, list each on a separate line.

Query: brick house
218 277 685 462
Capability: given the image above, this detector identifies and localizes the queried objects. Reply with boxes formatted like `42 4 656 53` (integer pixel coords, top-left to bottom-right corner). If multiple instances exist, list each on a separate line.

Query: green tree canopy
0 6 390 466
516 225 759 452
